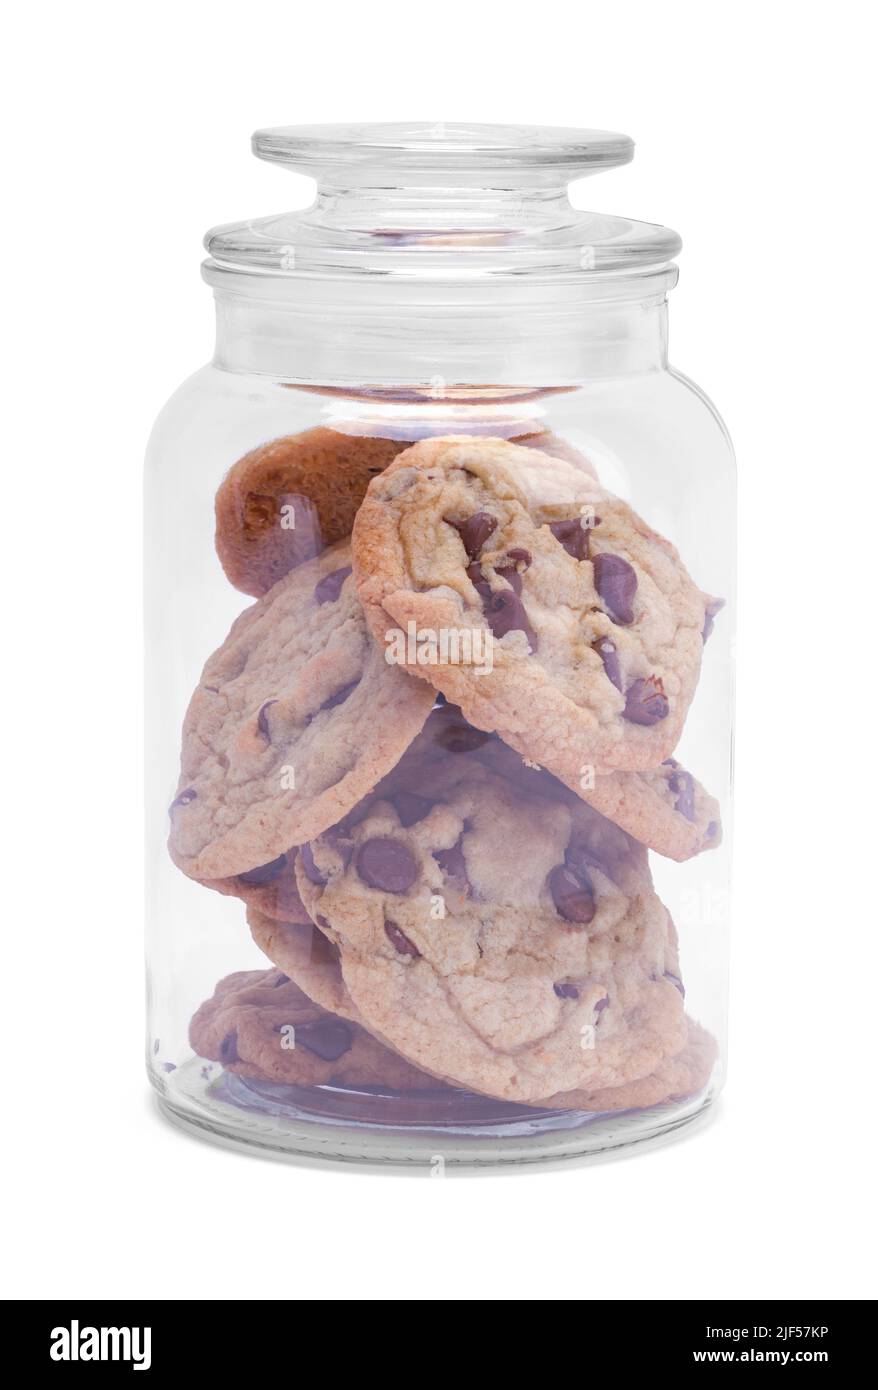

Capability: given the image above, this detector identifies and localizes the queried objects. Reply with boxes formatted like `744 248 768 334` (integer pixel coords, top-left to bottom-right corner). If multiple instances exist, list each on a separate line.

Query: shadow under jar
145 123 735 1167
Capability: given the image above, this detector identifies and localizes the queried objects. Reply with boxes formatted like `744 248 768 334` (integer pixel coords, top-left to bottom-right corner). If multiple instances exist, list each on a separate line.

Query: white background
3 0 876 1302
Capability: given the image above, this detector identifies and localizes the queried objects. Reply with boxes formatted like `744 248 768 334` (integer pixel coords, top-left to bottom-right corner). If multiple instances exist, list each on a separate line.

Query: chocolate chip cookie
589 758 720 862
421 701 721 862
294 757 687 1103
352 436 713 775
168 539 434 880
512 429 597 478
249 909 712 1115
190 968 435 1090
215 428 409 597
248 908 359 1022
202 850 312 925
538 1016 717 1112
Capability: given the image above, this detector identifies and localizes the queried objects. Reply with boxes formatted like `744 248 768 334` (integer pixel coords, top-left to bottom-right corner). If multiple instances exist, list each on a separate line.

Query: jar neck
208 271 674 386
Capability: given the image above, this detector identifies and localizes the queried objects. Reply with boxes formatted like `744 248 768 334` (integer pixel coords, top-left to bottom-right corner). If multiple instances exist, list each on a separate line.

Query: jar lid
204 122 681 284
252 121 634 177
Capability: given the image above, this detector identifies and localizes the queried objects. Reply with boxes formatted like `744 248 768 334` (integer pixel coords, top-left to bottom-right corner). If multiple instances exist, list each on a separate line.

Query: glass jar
145 123 734 1166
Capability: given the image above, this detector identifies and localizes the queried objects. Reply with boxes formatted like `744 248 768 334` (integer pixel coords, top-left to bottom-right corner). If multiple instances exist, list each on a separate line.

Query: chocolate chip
706 821 718 839
447 511 497 559
484 589 538 650
308 924 338 965
594 996 609 1014
593 553 637 625
237 854 287 886
548 864 596 925
270 972 290 987
435 711 493 753
593 636 623 691
393 792 434 827
325 828 355 869
664 971 686 997
257 700 277 738
356 837 419 893
623 676 669 725
385 922 420 957
300 842 327 886
702 597 725 642
296 1018 354 1061
550 518 591 561
320 680 359 712
553 981 580 999
314 566 352 605
219 1030 239 1064
667 768 696 821
433 840 470 896
169 788 196 814
494 548 532 595
466 561 493 601
494 563 522 594
507 547 532 568
161 1061 177 1072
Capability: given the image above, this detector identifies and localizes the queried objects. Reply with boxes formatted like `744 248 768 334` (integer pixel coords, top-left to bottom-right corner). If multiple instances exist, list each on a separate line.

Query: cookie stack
175 430 722 1116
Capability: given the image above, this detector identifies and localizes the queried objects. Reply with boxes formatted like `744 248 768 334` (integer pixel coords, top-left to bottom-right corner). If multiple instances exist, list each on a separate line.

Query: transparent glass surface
145 125 734 1167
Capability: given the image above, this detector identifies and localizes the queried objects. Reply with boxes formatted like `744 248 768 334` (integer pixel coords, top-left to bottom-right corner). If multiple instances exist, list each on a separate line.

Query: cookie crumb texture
172 427 722 1125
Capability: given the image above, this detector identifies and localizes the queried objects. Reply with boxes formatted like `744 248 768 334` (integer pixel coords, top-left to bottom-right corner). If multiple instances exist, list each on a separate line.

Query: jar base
153 1057 718 1169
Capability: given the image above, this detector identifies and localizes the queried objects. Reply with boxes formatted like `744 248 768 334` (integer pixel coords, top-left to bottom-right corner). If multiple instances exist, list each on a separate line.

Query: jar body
146 328 734 1165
